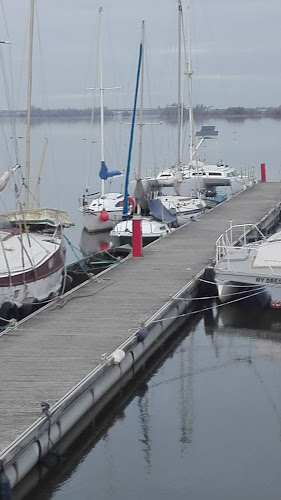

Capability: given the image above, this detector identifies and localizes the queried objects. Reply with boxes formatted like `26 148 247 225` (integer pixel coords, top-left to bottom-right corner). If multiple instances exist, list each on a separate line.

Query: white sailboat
0 0 72 325
154 0 255 198
110 21 175 248
79 7 130 233
129 1 206 222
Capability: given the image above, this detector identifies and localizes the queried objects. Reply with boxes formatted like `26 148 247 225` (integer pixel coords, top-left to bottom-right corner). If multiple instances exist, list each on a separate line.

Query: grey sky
0 0 280 110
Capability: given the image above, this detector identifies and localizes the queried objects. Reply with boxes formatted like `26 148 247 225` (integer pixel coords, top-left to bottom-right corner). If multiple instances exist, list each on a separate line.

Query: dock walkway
0 182 280 452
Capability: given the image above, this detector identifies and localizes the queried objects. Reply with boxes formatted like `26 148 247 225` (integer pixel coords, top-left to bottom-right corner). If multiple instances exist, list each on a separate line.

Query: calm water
1 115 280 261
7 117 281 499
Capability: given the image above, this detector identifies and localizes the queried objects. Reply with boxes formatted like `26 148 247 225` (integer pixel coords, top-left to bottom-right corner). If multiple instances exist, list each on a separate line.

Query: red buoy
99 209 109 222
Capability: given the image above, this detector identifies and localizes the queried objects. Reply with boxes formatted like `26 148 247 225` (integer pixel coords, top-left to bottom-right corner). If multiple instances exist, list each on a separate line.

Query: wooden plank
0 182 280 451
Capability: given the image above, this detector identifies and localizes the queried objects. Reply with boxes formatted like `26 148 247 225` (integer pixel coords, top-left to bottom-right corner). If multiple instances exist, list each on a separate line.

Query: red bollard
261 163 266 182
132 214 142 257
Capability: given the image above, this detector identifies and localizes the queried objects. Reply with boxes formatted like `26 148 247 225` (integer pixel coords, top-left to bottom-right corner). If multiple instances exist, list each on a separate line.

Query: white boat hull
80 192 133 233
110 217 172 247
215 225 281 309
0 230 68 324
81 208 123 233
216 278 271 308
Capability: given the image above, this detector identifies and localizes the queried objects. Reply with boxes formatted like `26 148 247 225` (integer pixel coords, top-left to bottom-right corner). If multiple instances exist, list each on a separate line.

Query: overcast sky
0 0 280 110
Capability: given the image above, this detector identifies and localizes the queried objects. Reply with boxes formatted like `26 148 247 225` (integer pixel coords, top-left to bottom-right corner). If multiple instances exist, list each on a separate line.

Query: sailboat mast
186 0 194 165
98 6 105 198
122 27 143 219
25 0 35 208
136 20 145 183
177 0 182 169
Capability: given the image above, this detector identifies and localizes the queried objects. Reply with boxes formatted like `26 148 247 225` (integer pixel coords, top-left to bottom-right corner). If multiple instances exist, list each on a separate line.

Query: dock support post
261 163 266 182
132 214 142 257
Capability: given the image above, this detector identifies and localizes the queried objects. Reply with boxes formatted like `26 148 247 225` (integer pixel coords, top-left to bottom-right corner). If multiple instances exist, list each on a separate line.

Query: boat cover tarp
146 198 177 224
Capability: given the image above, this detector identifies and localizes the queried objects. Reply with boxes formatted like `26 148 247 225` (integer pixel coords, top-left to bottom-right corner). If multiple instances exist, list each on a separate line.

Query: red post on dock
261 163 266 182
132 214 142 257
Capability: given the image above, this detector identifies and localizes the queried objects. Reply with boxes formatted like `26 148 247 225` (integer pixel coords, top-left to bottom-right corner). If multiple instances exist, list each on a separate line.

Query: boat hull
216 279 270 309
110 217 172 247
81 209 123 233
111 233 163 247
0 234 68 325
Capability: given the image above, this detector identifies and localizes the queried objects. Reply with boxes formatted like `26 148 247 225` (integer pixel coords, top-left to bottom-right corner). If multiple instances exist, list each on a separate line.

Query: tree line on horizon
2 104 281 120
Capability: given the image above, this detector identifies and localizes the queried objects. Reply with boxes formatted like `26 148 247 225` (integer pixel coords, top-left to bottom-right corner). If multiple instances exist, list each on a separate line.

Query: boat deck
0 182 280 451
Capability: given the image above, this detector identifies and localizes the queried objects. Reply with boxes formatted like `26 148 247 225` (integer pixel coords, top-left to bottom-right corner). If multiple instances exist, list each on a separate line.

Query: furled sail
0 164 21 192
99 160 121 180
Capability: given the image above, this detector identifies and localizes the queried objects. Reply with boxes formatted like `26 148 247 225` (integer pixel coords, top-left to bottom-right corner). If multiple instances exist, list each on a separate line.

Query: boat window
115 201 124 207
209 172 222 176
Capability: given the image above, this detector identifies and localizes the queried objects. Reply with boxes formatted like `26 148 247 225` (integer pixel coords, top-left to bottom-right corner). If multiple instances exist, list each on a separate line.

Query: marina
0 180 280 493
0 0 280 496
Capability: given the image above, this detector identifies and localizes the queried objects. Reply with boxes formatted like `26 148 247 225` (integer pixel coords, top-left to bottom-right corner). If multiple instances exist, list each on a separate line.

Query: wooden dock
0 182 280 458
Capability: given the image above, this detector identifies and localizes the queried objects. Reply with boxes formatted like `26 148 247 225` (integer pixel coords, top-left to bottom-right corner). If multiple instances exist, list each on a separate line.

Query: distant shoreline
1 105 281 121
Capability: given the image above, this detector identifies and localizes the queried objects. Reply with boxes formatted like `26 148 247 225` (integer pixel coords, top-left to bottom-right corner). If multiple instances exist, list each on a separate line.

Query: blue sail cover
99 161 121 180
147 198 177 224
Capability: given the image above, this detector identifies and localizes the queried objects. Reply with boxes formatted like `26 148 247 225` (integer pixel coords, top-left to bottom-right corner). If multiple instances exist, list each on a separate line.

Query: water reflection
15 316 195 500
214 301 281 335
79 229 111 256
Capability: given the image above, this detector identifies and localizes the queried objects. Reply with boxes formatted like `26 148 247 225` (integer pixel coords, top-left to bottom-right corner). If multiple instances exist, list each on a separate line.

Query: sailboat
110 21 176 248
0 0 72 324
154 0 255 199
79 7 131 233
126 1 206 223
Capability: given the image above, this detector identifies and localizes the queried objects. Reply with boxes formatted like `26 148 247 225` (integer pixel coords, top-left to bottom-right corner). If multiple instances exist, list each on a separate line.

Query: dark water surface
15 301 281 500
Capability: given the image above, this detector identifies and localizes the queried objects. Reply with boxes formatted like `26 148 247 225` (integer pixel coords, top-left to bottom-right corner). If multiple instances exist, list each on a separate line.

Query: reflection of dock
1 182 281 491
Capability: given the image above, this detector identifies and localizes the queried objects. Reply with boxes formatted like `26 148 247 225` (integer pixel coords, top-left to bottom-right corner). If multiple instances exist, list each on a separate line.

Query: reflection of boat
79 228 111 257
79 7 125 233
215 223 281 308
0 1 72 325
215 302 281 333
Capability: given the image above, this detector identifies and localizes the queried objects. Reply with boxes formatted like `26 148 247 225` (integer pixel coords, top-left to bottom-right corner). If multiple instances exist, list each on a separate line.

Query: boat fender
111 348 126 364
122 196 135 212
0 302 12 325
0 468 12 500
137 327 148 342
99 209 109 222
